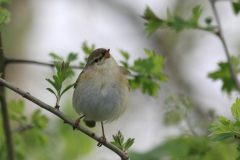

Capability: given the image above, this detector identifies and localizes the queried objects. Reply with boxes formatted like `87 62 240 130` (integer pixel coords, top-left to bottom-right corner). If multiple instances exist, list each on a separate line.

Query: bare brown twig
5 59 84 69
0 77 130 160
210 0 240 91
12 124 35 133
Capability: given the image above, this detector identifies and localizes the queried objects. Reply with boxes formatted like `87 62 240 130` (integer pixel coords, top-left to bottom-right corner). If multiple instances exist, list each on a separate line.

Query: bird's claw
97 136 106 147
73 118 81 130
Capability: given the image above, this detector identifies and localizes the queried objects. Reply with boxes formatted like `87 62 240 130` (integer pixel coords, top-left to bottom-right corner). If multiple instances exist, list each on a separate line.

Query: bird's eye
94 58 98 62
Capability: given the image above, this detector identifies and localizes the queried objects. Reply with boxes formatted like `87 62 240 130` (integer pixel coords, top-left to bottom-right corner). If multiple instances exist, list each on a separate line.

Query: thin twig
0 77 130 160
210 0 240 91
5 59 84 69
12 124 35 133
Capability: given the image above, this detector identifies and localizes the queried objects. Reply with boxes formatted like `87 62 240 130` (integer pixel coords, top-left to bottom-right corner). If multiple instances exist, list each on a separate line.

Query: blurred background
1 0 240 159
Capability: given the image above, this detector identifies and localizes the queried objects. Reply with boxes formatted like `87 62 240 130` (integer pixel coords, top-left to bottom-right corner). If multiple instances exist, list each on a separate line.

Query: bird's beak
104 49 110 58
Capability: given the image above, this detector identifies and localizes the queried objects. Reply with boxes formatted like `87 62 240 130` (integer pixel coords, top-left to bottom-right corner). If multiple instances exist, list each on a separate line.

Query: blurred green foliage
0 0 11 31
142 5 215 37
120 49 167 97
129 136 239 160
208 56 240 94
209 98 240 141
0 100 49 160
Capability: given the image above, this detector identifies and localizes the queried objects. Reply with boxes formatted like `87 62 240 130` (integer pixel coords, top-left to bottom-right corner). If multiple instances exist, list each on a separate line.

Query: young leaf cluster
110 131 134 152
120 49 167 97
208 98 240 141
142 5 215 37
208 56 240 94
46 61 75 108
49 52 78 76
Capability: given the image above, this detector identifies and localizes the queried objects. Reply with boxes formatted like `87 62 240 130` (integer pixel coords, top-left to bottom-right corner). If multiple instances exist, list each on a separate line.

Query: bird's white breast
72 59 129 122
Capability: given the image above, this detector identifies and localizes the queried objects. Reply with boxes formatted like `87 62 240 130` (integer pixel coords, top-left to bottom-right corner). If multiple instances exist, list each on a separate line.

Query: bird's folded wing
119 66 131 75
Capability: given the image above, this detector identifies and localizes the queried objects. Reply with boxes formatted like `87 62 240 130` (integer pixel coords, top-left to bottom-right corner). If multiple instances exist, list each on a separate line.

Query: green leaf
31 109 49 129
53 61 62 72
35 132 49 146
46 78 58 91
53 75 61 88
0 14 7 24
237 144 240 152
208 116 238 141
208 56 240 94
0 8 10 24
124 138 134 150
49 53 63 61
236 156 240 160
61 83 76 96
231 98 240 121
142 5 210 37
111 131 134 152
189 5 203 25
82 41 95 55
8 100 25 114
120 61 129 68
0 72 2 76
219 116 231 125
232 2 240 15
142 6 165 37
110 142 122 150
1 0 12 4
46 88 57 97
120 50 130 60
80 62 85 67
67 53 78 62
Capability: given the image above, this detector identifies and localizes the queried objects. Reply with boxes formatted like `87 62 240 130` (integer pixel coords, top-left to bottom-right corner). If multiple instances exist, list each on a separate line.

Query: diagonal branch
5 59 84 69
0 77 130 160
210 0 240 91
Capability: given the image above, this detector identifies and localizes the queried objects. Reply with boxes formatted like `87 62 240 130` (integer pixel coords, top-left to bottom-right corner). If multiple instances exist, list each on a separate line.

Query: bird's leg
97 121 106 147
73 115 85 130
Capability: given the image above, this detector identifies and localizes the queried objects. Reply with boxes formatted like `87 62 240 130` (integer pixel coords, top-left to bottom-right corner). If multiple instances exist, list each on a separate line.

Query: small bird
72 48 131 147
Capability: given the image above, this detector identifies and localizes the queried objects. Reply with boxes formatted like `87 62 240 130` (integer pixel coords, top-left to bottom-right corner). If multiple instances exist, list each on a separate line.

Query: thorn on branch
92 133 95 137
22 92 30 98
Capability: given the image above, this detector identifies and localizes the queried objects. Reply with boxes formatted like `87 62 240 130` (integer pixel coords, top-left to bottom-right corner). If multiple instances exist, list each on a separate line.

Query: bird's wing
119 66 131 91
74 70 85 89
119 66 131 75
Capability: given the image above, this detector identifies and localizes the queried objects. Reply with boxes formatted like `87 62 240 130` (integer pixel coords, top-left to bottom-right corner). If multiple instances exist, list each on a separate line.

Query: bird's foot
97 136 106 147
73 118 81 130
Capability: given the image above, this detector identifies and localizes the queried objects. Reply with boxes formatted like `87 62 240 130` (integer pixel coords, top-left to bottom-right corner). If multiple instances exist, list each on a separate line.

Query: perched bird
72 48 131 146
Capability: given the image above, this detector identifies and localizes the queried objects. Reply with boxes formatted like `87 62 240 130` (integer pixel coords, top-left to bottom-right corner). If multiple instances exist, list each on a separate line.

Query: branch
5 59 84 69
12 124 35 133
0 77 130 160
210 0 240 91
0 33 15 160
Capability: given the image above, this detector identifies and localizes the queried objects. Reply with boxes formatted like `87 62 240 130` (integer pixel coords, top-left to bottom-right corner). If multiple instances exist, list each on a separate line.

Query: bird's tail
83 118 96 128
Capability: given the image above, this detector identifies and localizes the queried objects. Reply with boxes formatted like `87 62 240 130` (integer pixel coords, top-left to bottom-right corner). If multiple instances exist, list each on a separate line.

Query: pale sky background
4 0 240 159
